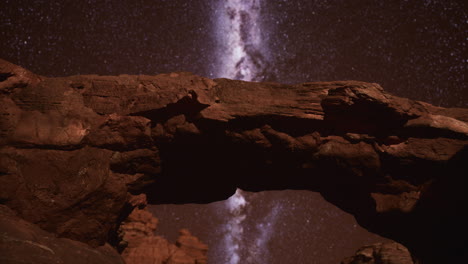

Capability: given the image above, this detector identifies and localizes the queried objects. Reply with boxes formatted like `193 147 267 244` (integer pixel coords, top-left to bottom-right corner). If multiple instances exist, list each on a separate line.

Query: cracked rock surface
1 58 467 263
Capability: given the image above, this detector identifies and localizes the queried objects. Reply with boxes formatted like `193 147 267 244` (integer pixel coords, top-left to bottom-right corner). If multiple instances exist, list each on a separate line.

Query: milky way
220 189 283 264
224 189 248 264
149 190 391 264
248 202 281 262
0 0 466 106
214 0 270 81
214 3 279 260
1 1 467 261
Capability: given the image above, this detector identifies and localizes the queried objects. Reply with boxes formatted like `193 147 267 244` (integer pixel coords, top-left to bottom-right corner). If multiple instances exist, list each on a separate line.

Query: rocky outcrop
342 242 415 264
119 197 207 264
0 58 467 263
0 205 125 264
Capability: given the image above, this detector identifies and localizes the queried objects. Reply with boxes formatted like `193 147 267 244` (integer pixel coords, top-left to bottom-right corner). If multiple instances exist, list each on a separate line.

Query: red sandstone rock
175 229 208 264
0 58 467 263
128 193 148 208
119 207 208 264
342 242 415 264
0 146 127 246
0 59 41 93
0 205 124 264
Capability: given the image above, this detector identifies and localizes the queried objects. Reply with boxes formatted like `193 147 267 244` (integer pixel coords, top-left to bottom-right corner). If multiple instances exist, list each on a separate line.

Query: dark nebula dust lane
0 0 466 107
214 0 271 82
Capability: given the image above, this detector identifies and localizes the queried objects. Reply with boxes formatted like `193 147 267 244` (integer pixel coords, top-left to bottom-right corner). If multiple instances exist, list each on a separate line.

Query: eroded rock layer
1 59 467 263
0 205 124 264
342 242 415 264
118 195 208 264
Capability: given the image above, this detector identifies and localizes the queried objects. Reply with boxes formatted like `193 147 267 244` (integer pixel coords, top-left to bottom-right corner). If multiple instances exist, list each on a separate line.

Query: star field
0 1 466 263
0 0 217 76
149 190 390 264
0 0 466 106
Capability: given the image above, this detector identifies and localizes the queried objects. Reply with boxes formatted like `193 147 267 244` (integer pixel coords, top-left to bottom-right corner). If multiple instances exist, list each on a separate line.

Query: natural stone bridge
1 59 467 263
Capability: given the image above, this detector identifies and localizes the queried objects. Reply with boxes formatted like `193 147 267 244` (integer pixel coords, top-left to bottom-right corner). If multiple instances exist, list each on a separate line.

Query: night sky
1 1 466 263
1 0 466 107
149 190 390 264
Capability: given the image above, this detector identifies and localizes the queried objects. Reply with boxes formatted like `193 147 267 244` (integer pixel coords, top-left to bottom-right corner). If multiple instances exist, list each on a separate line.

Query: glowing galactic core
215 0 270 81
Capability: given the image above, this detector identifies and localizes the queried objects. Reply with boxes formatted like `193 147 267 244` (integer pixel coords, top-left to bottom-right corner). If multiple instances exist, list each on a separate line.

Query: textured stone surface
342 242 415 264
1 59 467 263
0 205 124 264
175 229 208 264
119 205 207 264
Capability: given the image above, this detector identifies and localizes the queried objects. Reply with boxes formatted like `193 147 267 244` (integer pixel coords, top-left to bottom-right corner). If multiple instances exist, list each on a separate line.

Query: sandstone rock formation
119 198 208 264
0 205 125 264
1 58 467 263
342 242 415 264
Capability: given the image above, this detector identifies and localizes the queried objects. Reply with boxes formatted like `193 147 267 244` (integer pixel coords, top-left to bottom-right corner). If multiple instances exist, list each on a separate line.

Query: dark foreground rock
0 205 125 264
1 58 467 263
342 242 415 264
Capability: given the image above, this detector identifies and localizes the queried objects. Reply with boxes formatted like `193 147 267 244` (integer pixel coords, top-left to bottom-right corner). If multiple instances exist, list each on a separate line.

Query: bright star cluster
214 0 270 81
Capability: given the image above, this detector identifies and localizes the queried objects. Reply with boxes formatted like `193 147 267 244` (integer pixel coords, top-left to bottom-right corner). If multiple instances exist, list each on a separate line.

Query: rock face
342 242 415 264
1 58 467 263
119 199 208 264
0 205 125 264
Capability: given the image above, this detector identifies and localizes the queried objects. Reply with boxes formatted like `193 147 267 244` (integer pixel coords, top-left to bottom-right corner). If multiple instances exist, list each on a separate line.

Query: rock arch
1 59 467 263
